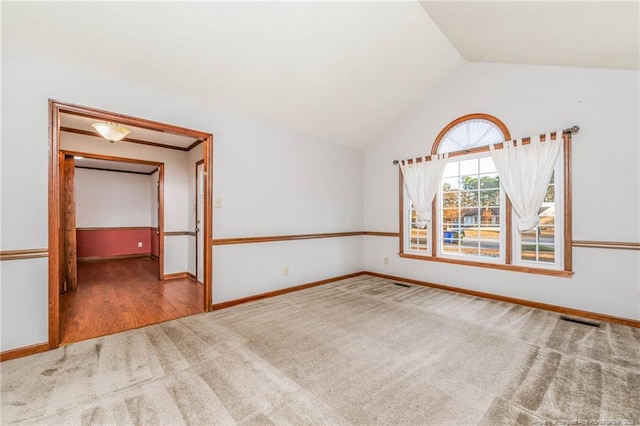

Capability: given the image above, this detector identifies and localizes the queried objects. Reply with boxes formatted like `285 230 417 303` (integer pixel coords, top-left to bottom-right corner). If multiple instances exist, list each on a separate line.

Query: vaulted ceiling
421 1 639 70
2 1 638 149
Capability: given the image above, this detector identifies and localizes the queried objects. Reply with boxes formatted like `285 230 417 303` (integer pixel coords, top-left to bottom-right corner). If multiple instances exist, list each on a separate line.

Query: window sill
398 253 574 278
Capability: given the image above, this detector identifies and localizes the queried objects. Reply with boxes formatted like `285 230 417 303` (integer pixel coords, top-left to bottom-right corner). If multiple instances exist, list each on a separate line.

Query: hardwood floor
60 257 203 345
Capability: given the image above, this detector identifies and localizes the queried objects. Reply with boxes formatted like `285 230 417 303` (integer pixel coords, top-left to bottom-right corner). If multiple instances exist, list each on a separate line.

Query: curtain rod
392 125 580 165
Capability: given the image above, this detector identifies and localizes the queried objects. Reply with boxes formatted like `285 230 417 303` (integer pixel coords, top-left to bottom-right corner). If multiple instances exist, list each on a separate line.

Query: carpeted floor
2 275 639 425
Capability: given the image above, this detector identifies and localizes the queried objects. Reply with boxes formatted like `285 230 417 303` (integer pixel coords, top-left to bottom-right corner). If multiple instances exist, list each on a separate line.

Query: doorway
60 151 165 281
48 100 213 348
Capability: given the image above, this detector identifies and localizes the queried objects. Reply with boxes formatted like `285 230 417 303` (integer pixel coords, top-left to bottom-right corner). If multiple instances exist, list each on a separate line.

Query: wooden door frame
48 100 214 349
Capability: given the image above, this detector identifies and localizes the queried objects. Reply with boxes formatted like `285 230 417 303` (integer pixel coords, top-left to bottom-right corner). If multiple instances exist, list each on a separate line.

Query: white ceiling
421 1 639 70
2 2 638 149
1 1 462 149
60 113 198 150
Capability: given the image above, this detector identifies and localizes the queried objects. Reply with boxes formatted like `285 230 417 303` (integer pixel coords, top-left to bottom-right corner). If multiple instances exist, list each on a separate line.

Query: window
400 113 572 277
439 155 504 262
514 156 565 269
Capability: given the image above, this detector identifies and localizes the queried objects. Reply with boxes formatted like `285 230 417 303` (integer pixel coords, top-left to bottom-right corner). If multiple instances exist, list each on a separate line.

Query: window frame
436 151 507 264
398 113 574 278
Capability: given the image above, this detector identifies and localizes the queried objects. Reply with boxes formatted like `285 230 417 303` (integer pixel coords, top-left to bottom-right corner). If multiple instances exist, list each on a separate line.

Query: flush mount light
91 122 131 143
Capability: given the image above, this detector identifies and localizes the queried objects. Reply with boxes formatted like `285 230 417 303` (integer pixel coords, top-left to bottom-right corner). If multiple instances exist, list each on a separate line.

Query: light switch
214 197 222 208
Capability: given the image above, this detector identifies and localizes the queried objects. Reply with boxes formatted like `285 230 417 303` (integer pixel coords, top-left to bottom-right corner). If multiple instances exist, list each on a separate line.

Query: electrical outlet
214 197 222 208
137 242 143 248
384 257 389 265
283 266 289 276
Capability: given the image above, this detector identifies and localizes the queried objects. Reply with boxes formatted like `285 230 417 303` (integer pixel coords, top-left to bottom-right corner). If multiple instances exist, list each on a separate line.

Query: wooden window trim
398 253 574 278
399 113 574 277
430 113 511 156
563 135 573 271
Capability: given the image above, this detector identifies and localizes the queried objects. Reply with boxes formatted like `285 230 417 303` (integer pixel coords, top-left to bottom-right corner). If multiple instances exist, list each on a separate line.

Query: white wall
0 47 364 352
164 236 189 276
0 258 49 351
75 168 152 228
214 237 363 302
363 62 640 320
209 112 365 302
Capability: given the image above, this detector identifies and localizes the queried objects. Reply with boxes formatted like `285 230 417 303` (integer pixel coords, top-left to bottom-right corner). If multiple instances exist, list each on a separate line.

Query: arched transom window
433 114 510 154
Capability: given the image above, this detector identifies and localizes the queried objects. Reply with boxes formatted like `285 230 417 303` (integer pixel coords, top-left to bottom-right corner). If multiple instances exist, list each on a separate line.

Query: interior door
196 162 205 283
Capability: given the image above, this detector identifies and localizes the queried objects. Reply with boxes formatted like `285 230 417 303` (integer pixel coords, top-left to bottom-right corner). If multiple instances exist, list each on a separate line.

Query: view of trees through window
440 156 501 259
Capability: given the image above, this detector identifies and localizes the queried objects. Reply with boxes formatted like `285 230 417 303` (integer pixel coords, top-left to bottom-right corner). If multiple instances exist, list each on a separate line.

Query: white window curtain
400 153 448 229
489 132 563 232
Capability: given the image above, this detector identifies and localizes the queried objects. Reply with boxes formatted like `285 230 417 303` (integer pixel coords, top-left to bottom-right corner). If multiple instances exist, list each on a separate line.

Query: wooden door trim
60 126 201 152
203 136 213 311
48 101 61 348
53 100 211 139
49 100 214 350
61 150 164 166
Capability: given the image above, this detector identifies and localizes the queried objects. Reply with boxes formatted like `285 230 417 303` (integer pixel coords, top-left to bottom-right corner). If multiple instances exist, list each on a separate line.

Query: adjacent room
1 1 638 424
56 111 208 343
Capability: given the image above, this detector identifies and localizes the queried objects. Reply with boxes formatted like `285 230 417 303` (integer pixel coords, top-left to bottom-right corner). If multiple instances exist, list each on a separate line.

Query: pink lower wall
77 227 153 259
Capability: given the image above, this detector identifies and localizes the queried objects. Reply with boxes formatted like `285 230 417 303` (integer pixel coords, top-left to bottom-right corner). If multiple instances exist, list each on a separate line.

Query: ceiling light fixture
91 122 131 143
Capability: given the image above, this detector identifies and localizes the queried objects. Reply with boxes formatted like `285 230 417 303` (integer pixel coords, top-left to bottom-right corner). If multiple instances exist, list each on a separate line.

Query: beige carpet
2 275 639 425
